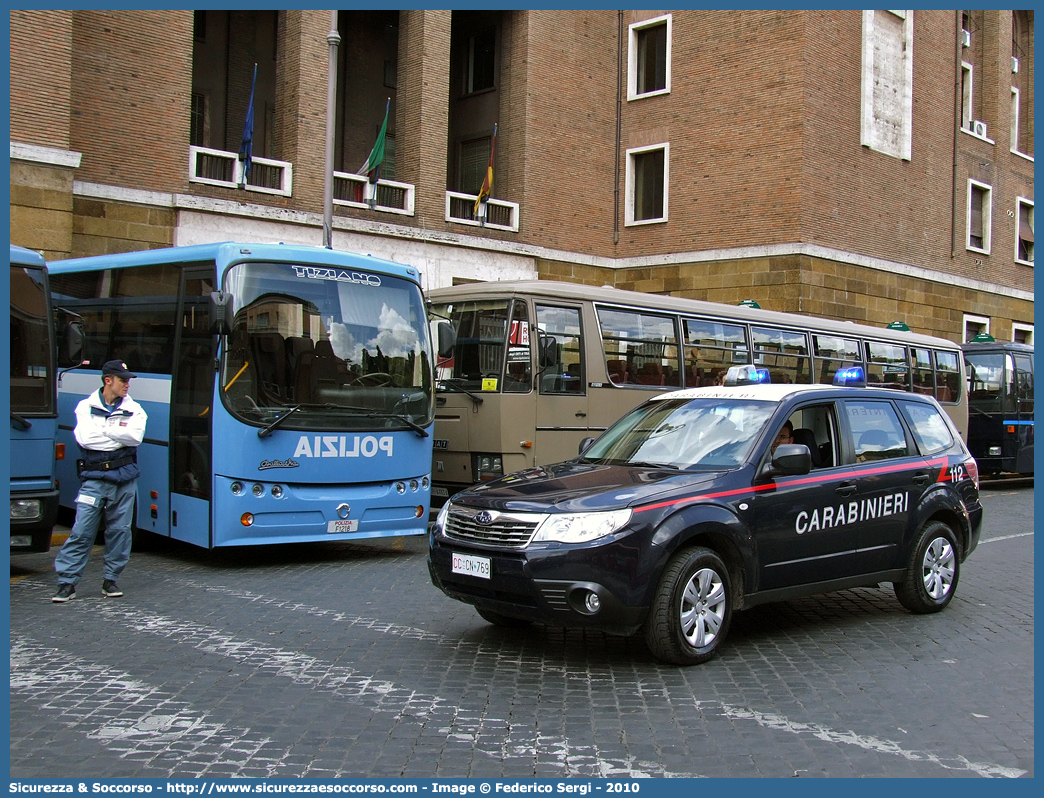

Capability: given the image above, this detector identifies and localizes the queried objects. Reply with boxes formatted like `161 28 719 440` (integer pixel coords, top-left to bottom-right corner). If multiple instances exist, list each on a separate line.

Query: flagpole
323 11 340 249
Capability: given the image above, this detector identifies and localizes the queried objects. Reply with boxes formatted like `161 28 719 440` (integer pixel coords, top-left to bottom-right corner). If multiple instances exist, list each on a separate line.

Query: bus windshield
430 299 531 393
221 261 433 432
582 397 776 470
10 264 55 415
965 352 1013 413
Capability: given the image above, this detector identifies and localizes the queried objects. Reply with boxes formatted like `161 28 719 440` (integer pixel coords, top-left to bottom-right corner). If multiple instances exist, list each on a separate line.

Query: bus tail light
55 443 65 460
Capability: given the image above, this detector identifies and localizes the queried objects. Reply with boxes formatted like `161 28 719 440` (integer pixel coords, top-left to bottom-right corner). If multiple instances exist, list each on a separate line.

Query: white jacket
73 389 148 452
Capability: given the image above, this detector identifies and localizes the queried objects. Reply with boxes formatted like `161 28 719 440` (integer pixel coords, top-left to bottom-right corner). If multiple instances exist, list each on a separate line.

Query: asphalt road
9 482 1034 779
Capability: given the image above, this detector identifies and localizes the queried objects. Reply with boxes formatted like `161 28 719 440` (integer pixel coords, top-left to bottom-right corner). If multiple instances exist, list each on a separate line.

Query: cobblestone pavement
9 484 1033 779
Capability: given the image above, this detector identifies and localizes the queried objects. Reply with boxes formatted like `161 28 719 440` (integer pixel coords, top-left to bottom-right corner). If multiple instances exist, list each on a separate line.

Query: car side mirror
760 443 812 479
578 436 596 455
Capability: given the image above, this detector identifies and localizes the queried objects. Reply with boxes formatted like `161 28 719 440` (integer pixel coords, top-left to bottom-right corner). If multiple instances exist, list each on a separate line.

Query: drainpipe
323 11 340 249
613 11 623 246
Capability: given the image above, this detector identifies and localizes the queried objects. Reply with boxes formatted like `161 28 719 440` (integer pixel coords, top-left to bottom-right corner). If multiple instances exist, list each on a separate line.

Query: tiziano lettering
291 265 381 287
293 435 394 458
795 491 908 535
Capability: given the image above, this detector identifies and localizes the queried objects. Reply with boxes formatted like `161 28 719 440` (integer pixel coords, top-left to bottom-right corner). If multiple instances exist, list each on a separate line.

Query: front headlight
532 508 633 544
434 502 450 535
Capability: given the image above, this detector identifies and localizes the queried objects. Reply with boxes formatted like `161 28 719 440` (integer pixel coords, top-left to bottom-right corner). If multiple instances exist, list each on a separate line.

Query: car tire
893 521 960 614
644 546 732 665
476 607 532 628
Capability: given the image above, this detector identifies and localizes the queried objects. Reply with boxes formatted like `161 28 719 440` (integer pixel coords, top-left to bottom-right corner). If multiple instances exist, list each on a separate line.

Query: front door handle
835 481 857 497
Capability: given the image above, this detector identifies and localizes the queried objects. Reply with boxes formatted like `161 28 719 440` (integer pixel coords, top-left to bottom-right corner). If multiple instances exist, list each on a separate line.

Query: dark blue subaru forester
428 366 983 665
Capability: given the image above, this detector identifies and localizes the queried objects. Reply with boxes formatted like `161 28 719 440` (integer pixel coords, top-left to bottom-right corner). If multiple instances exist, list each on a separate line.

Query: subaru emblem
475 511 494 526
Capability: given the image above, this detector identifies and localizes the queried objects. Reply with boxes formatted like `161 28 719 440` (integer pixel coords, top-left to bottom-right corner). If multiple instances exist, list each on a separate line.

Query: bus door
534 304 589 465
169 267 215 547
1013 352 1034 474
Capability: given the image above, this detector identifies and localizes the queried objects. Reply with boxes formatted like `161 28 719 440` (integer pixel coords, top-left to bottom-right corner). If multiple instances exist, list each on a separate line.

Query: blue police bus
962 337 1034 476
48 242 449 548
9 244 84 552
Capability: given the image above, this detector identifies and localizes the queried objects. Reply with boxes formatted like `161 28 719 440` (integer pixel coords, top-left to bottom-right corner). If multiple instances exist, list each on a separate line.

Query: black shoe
52 583 76 603
102 580 123 598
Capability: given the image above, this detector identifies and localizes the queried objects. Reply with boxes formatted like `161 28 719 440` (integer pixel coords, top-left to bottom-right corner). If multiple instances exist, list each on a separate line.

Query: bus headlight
473 454 504 482
533 509 632 544
252 483 264 497
11 499 42 521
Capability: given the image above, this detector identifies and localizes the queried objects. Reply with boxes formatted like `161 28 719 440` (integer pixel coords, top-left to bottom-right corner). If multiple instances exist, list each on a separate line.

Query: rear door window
898 400 954 455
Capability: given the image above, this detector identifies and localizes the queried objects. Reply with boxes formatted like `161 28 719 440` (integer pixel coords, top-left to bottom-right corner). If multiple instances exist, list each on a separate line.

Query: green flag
359 98 390 183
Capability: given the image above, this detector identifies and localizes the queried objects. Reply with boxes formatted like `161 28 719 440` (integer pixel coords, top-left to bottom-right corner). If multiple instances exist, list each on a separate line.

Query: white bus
427 280 966 504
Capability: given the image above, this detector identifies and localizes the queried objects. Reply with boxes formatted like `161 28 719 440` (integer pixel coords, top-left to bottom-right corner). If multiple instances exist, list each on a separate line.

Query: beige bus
427 280 966 505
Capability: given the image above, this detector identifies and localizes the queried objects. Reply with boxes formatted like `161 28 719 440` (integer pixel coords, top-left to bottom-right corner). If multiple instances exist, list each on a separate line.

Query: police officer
52 361 148 603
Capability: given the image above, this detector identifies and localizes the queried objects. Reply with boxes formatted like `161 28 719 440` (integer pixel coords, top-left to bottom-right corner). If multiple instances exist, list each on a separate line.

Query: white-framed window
860 10 913 161
963 314 990 342
625 142 669 226
1015 197 1034 266
1012 323 1033 345
627 14 671 101
966 179 992 254
1011 87 1033 161
961 62 974 130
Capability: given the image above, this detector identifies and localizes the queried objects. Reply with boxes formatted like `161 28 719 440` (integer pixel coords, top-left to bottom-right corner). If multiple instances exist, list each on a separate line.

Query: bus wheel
476 607 532 628
893 521 960 614
644 546 731 666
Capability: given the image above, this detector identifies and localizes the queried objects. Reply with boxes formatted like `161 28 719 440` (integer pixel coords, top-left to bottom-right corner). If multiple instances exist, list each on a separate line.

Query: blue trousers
54 479 136 585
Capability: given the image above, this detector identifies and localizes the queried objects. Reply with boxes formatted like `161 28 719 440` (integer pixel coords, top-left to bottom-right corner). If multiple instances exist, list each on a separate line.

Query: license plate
431 486 449 498
451 552 491 579
326 519 359 534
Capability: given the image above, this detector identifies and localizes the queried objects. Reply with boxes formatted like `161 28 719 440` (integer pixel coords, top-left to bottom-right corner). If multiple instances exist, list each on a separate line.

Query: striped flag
474 123 497 216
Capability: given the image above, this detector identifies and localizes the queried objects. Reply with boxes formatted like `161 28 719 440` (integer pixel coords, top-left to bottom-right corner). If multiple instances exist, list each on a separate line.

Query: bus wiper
367 411 430 438
257 404 302 438
436 379 484 406
10 412 31 431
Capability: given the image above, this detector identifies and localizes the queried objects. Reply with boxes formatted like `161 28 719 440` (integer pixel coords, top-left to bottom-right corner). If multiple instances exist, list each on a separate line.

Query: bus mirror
436 321 456 359
210 291 233 336
539 335 559 368
63 320 85 366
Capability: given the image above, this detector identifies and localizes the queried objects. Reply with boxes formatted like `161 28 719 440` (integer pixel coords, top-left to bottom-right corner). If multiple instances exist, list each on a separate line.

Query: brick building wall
7 9 1033 344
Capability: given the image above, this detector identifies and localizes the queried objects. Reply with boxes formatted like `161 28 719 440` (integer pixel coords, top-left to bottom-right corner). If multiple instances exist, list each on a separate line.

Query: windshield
583 397 777 470
220 261 433 432
431 298 531 393
10 264 55 415
965 352 1014 414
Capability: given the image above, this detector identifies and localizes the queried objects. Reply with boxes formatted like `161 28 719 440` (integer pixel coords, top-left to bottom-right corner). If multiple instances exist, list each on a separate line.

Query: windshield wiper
10 412 31 431
437 379 484 406
368 411 429 438
257 404 302 438
626 460 679 470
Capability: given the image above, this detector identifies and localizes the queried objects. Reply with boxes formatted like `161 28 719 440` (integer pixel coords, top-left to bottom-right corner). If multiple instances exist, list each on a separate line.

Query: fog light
231 481 243 495
988 446 1002 456
584 591 601 613
252 483 264 497
271 485 283 498
396 481 406 494
241 513 254 526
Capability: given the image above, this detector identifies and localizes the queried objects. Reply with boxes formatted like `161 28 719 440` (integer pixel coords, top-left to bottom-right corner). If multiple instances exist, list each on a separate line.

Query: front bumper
428 533 648 636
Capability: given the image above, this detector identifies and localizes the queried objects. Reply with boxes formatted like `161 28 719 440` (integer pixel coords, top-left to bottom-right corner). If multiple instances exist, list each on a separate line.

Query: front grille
444 506 548 548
